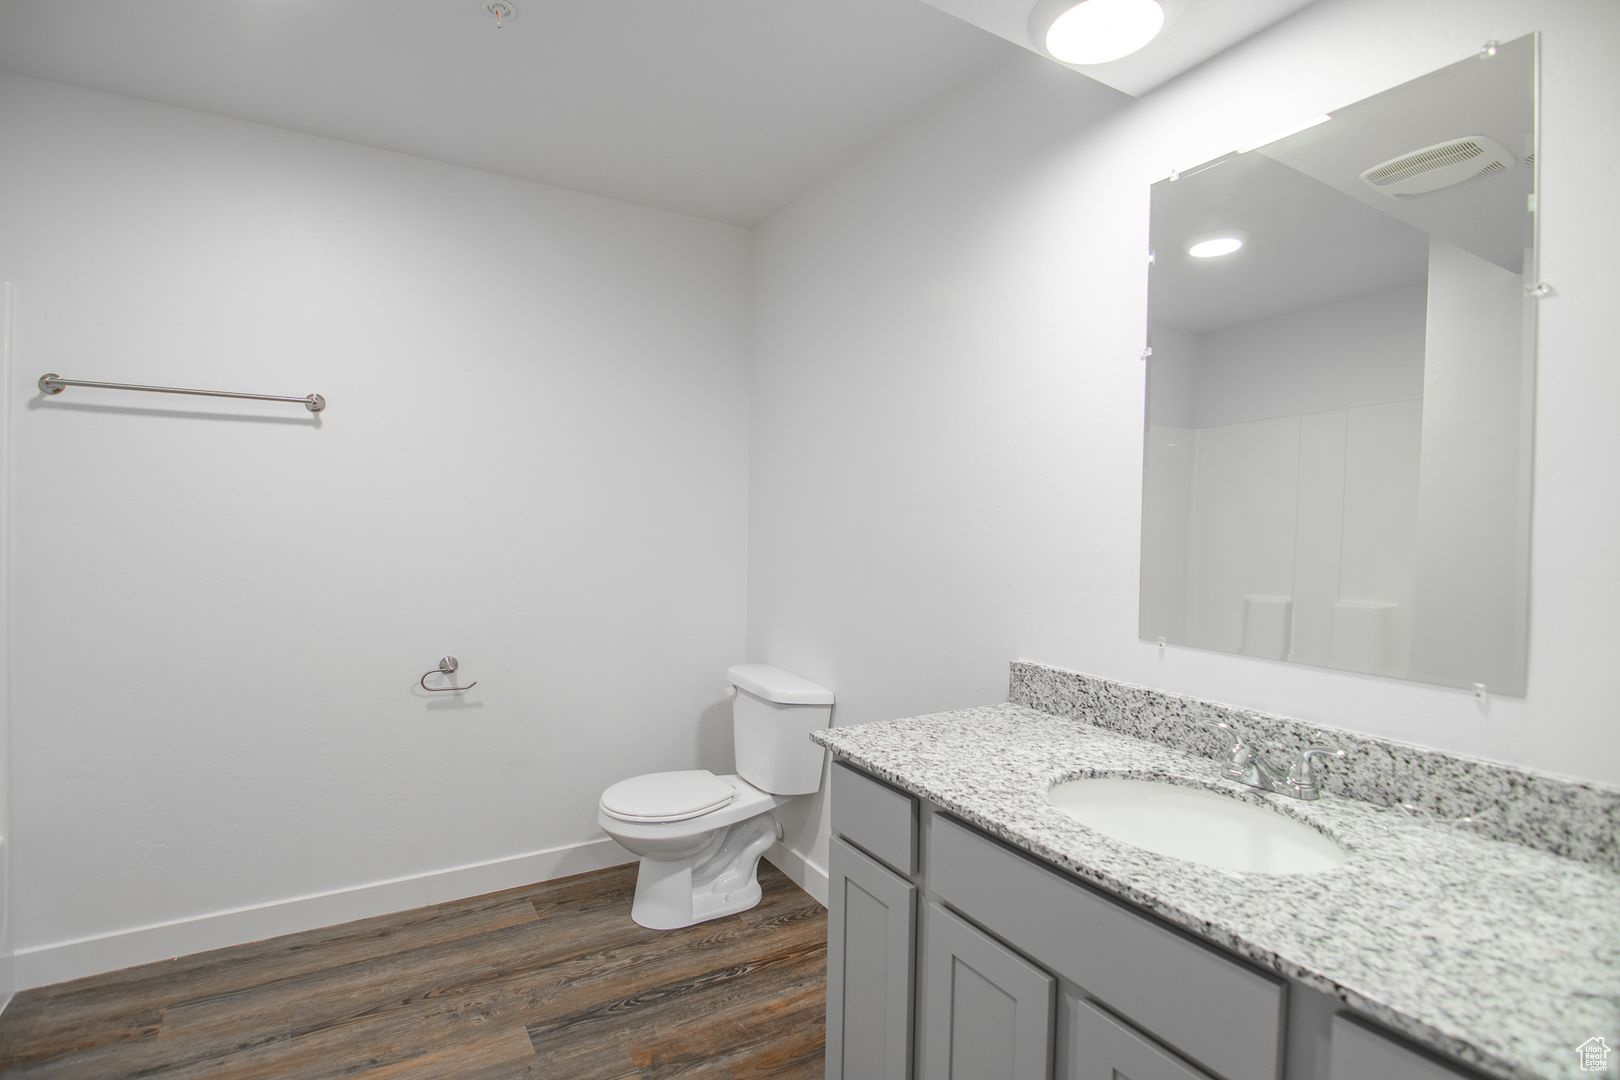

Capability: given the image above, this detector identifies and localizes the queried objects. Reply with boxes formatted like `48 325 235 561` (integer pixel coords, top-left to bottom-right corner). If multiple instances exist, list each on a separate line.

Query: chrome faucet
1216 723 1344 801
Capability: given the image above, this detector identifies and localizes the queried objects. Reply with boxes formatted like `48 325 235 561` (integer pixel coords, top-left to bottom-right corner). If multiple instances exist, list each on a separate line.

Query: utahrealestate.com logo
1578 1037 1612 1073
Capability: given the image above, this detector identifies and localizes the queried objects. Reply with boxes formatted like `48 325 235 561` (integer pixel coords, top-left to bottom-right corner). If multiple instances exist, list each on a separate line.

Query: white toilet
598 664 834 930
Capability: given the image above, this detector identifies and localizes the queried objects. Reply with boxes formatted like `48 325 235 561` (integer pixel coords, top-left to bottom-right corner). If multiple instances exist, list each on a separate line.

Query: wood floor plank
161 866 809 1040
0 898 545 1073
135 887 825 1080
138 1022 542 1080
623 978 826 1077
350 1025 541 1080
0 862 825 1079
151 867 643 1026
527 937 826 1077
156 880 687 1041
0 987 177 1077
496 863 641 916
42 869 605 1004
457 891 827 1041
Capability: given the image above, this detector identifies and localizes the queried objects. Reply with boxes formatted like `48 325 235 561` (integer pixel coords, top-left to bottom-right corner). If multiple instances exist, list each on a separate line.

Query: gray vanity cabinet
825 760 1495 1080
928 814 1284 1080
1064 996 1216 1080
826 835 916 1080
830 761 918 875
1326 1015 1479 1080
920 901 1055 1080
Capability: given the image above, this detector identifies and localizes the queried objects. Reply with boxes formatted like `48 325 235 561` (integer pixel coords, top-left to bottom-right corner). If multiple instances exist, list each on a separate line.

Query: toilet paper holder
420 656 477 693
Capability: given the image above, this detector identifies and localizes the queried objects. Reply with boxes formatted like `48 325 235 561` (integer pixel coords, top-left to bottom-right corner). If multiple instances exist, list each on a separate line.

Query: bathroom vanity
815 664 1620 1080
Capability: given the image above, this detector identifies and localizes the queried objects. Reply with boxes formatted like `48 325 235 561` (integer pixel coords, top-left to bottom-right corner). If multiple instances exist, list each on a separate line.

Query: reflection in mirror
1140 35 1537 694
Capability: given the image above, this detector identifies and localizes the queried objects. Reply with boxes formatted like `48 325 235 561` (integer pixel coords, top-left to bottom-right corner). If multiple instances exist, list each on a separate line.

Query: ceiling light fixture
1041 0 1166 66
1186 232 1246 259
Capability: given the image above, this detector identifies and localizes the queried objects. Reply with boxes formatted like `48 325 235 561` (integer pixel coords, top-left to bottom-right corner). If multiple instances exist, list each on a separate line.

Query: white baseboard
0 944 13 1014
14 837 633 991
0 933 13 1015
765 840 828 907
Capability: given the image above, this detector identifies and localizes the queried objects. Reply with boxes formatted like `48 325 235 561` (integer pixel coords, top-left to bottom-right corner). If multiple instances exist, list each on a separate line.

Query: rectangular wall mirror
1140 35 1538 695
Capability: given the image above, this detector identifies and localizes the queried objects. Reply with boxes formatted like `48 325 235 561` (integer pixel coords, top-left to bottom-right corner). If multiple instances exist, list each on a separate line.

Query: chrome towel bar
38 373 326 413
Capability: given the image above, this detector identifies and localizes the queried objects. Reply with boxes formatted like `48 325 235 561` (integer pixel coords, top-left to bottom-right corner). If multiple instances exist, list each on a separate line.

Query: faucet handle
1215 722 1254 769
1286 745 1345 798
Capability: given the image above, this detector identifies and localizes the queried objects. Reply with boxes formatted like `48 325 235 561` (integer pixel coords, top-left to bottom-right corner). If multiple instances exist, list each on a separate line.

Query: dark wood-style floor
0 862 827 1078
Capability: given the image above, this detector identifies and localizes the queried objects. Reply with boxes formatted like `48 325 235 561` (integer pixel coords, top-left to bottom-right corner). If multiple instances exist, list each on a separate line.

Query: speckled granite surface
814 704 1620 1080
1011 660 1620 871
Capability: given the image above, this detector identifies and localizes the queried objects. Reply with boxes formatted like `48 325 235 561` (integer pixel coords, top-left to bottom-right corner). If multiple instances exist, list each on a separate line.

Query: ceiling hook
486 1 515 29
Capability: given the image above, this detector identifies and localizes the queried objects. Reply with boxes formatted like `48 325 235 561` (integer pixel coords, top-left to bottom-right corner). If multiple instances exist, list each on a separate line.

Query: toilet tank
726 664 834 795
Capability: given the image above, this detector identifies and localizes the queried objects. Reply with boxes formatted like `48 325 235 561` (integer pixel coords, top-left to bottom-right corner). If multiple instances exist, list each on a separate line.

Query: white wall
1183 414 1302 654
1187 285 1427 429
0 75 751 985
1139 325 1195 644
1154 285 1428 670
1144 323 1196 428
750 0 1620 886
0 280 14 1012
1410 239 1533 691
1139 423 1191 642
1179 399 1422 671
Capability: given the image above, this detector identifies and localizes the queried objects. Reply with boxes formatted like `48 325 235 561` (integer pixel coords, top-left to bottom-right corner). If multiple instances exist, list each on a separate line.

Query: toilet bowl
598 665 834 930
598 771 788 929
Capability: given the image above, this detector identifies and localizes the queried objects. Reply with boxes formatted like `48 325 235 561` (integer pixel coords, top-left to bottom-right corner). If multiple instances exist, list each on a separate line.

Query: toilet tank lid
726 664 834 705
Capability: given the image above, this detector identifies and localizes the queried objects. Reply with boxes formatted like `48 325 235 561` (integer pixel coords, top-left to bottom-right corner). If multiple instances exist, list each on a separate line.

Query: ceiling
1149 34 1535 335
0 0 1015 226
917 0 1319 96
1263 34 1534 275
1149 153 1430 335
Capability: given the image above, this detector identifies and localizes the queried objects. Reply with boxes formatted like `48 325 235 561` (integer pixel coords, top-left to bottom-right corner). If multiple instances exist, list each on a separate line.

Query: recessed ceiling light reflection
1186 233 1246 259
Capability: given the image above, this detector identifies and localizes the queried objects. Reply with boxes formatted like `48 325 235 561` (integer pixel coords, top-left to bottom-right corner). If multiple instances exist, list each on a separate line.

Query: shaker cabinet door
1065 995 1216 1080
825 836 916 1080
921 902 1055 1080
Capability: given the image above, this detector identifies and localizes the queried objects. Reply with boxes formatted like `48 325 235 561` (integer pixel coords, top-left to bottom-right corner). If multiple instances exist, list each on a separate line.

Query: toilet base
630 813 783 930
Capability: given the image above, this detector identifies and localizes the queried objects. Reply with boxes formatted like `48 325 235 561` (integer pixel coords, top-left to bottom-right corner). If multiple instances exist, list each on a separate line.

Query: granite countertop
814 703 1620 1080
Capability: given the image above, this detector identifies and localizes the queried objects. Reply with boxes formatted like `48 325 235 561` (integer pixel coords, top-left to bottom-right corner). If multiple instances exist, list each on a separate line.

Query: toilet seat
599 770 736 824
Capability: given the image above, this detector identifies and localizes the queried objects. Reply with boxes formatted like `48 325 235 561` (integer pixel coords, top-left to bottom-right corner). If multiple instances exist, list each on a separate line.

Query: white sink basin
1047 777 1348 875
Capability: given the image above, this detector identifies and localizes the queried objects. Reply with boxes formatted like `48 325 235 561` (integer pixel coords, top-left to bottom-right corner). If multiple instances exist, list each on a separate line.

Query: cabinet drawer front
923 902 1055 1080
1328 1015 1483 1080
827 837 916 1080
831 762 918 875
1068 997 1215 1080
929 815 1284 1080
